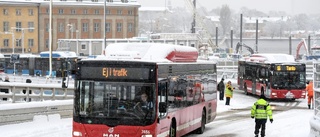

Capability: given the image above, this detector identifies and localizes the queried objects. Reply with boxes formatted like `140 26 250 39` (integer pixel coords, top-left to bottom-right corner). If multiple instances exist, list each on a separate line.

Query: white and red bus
238 54 307 100
72 43 218 137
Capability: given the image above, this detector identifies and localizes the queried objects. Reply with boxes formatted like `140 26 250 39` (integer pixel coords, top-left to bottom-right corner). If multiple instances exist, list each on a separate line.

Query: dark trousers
23 90 32 102
0 89 9 101
225 97 230 105
219 91 224 100
254 119 267 137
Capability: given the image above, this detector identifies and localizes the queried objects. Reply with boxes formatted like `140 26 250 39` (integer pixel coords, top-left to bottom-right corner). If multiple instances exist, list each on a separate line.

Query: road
0 88 313 137
185 89 313 137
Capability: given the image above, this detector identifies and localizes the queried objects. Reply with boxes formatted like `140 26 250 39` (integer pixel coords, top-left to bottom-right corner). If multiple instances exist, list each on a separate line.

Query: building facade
0 0 140 55
0 1 39 54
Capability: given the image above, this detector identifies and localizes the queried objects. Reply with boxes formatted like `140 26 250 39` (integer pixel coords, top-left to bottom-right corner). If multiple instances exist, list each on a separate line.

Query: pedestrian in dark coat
217 78 225 100
1 76 10 101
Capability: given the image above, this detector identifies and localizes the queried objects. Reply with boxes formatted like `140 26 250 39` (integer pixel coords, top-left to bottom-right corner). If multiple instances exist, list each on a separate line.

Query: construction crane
184 0 215 49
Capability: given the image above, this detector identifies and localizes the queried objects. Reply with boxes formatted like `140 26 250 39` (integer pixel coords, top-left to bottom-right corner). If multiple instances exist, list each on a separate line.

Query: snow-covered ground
186 90 314 137
0 79 315 137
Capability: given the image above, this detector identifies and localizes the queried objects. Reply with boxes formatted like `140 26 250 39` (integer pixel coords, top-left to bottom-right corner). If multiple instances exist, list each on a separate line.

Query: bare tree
219 5 231 36
263 21 280 38
293 13 309 30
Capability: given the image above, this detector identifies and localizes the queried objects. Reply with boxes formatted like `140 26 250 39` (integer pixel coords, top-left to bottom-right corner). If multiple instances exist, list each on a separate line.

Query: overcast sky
136 0 320 15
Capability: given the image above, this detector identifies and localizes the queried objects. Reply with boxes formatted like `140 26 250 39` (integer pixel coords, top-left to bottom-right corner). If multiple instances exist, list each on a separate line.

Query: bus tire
169 120 176 137
195 109 206 134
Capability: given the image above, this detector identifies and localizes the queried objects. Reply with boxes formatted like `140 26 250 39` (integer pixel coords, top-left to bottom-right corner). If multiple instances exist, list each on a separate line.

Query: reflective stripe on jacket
251 99 273 119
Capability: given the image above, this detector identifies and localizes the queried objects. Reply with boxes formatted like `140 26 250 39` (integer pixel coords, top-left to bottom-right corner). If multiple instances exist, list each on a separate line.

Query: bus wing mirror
62 77 68 88
159 102 167 113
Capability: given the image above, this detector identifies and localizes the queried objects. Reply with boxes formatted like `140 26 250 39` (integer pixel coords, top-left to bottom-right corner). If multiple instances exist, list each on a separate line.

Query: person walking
4 76 9 82
306 80 314 109
1 76 10 101
251 94 273 137
217 78 225 100
225 81 235 105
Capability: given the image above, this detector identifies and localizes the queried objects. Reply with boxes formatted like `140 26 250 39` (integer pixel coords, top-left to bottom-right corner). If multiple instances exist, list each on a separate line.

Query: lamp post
67 24 73 51
76 30 79 55
103 0 106 52
231 27 233 49
11 27 34 54
67 24 73 39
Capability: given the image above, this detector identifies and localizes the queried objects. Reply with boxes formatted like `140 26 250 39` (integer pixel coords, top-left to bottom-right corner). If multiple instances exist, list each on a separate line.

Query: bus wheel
195 110 206 134
169 121 176 137
244 84 248 95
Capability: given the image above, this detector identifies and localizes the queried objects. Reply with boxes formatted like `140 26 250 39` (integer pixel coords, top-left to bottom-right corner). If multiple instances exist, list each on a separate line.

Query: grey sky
136 0 320 15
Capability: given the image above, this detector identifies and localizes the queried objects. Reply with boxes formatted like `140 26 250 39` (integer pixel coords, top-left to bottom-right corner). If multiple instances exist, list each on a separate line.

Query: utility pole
191 0 196 33
103 0 107 52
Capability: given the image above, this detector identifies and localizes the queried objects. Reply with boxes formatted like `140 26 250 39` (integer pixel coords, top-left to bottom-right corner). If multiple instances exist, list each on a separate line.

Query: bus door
238 64 244 90
158 79 170 136
252 77 256 94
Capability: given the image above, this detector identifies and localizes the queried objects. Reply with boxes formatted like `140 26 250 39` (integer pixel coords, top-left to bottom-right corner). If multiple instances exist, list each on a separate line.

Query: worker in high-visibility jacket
225 80 235 105
306 80 314 109
251 94 273 137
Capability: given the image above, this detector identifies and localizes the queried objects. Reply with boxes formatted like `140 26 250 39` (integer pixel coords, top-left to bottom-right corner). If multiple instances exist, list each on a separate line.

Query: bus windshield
74 81 156 126
271 72 306 89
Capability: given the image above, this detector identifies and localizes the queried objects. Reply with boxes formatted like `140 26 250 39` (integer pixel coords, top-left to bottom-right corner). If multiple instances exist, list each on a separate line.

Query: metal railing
0 82 74 103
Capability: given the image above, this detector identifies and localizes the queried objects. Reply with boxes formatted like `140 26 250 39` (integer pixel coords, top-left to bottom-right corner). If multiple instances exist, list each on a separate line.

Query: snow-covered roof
104 43 198 62
139 7 170 12
206 16 220 22
246 53 296 63
39 51 77 58
244 16 289 23
0 0 140 7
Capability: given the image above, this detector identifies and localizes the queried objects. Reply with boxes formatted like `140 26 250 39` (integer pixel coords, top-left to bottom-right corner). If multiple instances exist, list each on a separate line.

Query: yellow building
0 1 39 54
0 0 140 55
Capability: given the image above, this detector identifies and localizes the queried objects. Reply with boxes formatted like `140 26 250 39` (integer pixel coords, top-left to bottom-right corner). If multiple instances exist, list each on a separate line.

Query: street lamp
76 30 79 55
11 27 34 54
103 0 107 52
67 24 73 39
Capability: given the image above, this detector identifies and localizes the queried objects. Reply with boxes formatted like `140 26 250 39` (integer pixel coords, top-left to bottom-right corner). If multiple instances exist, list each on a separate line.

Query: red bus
238 54 307 100
72 43 218 137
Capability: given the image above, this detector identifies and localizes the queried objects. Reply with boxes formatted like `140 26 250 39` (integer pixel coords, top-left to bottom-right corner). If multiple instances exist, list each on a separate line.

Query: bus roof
39 51 77 58
104 43 198 62
244 53 296 63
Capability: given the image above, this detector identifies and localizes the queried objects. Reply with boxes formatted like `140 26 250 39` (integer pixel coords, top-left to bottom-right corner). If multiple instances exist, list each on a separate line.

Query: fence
0 82 74 103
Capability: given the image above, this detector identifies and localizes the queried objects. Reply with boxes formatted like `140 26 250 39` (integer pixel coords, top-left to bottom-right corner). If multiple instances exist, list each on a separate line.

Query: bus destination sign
80 66 151 80
276 65 296 71
102 67 127 78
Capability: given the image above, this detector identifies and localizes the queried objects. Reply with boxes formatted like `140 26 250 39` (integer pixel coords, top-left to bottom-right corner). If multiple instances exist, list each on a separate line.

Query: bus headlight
141 135 153 137
73 131 82 136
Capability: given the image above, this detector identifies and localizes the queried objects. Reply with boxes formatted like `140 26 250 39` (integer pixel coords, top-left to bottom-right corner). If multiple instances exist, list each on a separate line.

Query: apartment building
0 0 140 54
0 1 39 54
